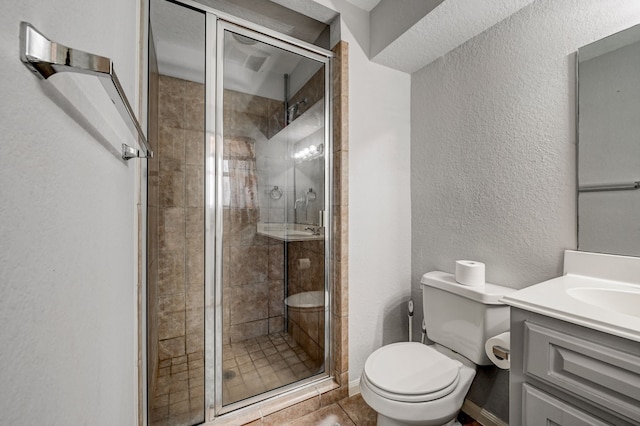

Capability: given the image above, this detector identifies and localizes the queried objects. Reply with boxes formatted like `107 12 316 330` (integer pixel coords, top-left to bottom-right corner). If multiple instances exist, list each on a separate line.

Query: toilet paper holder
492 345 510 361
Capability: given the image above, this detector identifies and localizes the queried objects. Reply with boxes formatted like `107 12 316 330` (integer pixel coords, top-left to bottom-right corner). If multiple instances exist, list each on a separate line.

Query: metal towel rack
578 181 640 193
19 22 153 160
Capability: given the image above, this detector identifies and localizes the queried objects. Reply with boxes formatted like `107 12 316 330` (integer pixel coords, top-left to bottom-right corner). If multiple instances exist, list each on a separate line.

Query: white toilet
360 271 514 426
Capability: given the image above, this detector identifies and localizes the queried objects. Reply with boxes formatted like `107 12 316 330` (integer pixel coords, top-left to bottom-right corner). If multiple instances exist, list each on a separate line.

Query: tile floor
151 335 482 426
150 332 322 425
150 351 205 426
288 394 482 426
223 332 323 405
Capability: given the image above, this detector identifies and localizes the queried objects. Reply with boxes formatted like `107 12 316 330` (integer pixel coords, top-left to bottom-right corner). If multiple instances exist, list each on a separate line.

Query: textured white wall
412 0 640 294
313 0 412 385
347 40 411 384
411 0 640 418
0 1 142 424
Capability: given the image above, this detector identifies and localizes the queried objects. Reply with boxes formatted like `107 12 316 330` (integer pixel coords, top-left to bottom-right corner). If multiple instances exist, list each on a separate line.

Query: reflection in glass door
209 21 332 413
148 1 333 423
148 2 206 425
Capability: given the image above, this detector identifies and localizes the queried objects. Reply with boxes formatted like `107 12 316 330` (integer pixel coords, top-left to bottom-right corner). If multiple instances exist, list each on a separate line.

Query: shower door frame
197 5 334 417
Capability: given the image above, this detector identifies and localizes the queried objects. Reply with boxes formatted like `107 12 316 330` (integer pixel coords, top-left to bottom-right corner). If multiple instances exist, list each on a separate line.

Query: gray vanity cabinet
510 308 640 426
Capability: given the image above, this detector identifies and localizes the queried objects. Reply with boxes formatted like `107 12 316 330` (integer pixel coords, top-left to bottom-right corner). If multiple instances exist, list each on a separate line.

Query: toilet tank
420 271 516 365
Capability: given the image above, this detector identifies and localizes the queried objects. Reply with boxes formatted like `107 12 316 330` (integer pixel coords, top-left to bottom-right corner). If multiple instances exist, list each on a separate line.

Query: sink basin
285 230 313 237
502 249 640 343
568 287 640 318
256 222 324 241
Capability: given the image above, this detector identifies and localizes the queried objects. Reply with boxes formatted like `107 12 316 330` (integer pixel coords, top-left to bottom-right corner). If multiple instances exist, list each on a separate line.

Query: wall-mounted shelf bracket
19 22 153 160
122 144 140 161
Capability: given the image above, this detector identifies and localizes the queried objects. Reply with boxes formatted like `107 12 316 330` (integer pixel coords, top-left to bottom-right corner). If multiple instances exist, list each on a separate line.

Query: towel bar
19 22 153 160
578 181 640 193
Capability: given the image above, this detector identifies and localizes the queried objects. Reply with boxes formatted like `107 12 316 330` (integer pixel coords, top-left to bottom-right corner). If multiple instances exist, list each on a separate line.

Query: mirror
577 24 640 257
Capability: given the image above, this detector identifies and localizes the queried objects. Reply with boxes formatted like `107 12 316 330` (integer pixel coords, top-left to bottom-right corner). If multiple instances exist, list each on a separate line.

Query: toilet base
377 413 460 426
360 355 476 426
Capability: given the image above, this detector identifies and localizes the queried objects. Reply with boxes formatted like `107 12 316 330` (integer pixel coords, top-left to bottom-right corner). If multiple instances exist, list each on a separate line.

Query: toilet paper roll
485 332 511 370
455 260 485 286
297 258 311 270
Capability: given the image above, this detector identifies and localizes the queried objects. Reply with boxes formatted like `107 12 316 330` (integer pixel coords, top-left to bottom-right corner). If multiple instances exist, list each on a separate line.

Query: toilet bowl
360 342 476 426
360 271 514 426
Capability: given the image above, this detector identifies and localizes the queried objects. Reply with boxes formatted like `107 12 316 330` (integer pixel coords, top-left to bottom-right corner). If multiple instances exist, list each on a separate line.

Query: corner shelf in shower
19 22 153 160
257 223 324 242
269 100 324 145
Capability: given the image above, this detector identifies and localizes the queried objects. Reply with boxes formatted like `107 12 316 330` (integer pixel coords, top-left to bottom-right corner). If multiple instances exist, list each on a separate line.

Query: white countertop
503 250 640 342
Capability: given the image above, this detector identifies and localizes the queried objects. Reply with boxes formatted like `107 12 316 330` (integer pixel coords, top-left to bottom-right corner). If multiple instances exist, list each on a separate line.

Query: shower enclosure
148 1 333 424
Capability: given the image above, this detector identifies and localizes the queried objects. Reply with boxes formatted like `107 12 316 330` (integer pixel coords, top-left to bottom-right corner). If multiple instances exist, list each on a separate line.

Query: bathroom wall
314 0 413 386
340 8 413 386
0 0 143 424
410 0 640 421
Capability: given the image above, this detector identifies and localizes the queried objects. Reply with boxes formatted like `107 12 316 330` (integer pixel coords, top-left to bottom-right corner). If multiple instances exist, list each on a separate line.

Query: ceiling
344 0 382 12
150 0 326 99
368 0 537 73
151 0 538 89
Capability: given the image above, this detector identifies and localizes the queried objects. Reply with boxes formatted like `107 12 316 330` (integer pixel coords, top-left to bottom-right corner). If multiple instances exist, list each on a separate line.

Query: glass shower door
211 21 330 412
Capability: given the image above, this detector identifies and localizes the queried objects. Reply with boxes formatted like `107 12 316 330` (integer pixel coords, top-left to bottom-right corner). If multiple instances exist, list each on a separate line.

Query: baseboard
461 399 508 426
348 378 360 396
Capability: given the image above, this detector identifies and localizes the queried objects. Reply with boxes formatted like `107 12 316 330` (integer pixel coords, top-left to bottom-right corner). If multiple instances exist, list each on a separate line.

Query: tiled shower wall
148 74 205 424
223 90 287 344
210 40 351 425
282 66 327 363
155 75 205 362
287 240 325 364
331 41 350 390
148 41 349 424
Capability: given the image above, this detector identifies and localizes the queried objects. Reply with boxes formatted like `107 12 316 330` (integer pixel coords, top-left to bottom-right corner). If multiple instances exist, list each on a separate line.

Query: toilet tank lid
420 271 517 304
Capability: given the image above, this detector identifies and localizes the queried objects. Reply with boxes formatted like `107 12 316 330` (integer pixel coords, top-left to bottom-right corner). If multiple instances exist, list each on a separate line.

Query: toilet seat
363 342 462 403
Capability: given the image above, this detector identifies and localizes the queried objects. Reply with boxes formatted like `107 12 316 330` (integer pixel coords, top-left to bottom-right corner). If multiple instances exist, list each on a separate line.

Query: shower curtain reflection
223 138 258 209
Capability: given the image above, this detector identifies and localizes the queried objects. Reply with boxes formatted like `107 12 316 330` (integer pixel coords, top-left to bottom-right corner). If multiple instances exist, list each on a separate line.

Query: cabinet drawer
524 321 640 422
523 384 611 425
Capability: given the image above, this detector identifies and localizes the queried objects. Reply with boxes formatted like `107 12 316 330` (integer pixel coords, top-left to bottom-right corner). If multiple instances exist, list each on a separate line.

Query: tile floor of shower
150 331 321 426
222 331 322 405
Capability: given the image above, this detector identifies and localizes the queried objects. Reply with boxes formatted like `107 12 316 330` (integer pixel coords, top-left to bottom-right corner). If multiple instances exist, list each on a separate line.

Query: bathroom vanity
504 250 640 425
508 308 640 425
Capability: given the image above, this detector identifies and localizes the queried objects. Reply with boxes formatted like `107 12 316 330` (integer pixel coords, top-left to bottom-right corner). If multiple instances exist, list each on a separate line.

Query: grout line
337 400 359 426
